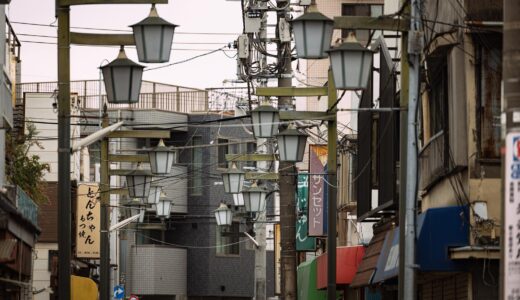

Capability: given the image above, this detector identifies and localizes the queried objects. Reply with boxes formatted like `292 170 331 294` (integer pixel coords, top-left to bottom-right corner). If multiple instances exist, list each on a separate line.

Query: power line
10 20 240 36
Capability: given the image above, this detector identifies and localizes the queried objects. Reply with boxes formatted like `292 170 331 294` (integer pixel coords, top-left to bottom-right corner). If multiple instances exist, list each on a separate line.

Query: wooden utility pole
502 1 520 299
277 0 297 299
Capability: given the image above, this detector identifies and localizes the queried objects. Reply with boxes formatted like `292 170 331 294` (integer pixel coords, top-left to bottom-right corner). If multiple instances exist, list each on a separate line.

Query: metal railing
419 130 447 190
15 186 38 227
17 80 209 114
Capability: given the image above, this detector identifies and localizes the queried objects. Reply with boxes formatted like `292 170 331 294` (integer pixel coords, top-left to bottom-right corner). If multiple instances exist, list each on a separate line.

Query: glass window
477 35 502 159
192 136 203 195
217 138 229 169
216 222 240 255
342 4 384 45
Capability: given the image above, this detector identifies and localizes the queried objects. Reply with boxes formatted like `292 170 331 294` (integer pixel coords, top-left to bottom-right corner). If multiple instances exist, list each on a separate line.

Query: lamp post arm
71 121 124 153
109 214 141 232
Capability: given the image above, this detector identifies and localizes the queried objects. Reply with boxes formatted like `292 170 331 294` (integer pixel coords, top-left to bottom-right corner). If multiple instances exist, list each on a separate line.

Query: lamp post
57 2 173 299
125 167 153 199
291 10 334 59
156 195 173 218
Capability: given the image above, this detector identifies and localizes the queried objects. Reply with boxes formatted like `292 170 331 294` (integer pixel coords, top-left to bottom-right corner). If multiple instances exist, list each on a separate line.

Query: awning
297 258 326 300
350 222 394 288
373 206 469 283
316 246 365 289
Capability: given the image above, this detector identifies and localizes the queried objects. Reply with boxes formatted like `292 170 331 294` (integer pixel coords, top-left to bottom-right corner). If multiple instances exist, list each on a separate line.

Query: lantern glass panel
293 20 333 59
330 48 373 90
126 174 151 198
243 190 266 213
149 150 174 174
233 193 244 206
146 185 161 204
156 200 172 217
252 109 279 138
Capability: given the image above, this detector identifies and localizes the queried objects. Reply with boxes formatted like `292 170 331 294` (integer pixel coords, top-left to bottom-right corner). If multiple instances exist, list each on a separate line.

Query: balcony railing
419 131 447 190
15 186 38 227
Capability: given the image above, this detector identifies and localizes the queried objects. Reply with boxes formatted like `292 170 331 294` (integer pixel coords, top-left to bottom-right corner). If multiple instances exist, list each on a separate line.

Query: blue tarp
372 206 469 283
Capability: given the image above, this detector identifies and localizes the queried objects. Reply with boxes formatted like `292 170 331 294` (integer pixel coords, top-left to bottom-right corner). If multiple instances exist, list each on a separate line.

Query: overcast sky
8 0 243 89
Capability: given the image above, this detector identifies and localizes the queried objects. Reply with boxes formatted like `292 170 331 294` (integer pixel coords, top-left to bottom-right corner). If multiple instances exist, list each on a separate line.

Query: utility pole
502 1 520 299
56 3 72 299
400 0 422 299
100 108 110 300
276 0 297 299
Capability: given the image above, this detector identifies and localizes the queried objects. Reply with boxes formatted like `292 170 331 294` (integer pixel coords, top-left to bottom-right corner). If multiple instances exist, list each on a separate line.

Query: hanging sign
308 144 328 237
75 183 101 258
296 172 316 251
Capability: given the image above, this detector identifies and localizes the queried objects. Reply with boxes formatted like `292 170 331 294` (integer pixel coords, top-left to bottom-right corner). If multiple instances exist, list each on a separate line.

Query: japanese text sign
296 173 316 251
76 183 100 258
308 144 328 237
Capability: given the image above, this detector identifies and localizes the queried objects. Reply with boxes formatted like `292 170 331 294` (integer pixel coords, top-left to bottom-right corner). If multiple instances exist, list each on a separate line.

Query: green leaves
6 123 50 204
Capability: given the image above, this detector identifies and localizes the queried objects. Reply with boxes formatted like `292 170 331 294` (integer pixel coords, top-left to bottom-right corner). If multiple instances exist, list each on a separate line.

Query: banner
505 132 520 299
296 173 316 251
274 223 281 295
308 144 328 237
76 183 100 258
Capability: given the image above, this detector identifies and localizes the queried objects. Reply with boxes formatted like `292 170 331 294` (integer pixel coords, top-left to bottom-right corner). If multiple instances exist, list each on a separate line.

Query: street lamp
148 139 176 175
327 32 374 90
251 103 279 138
155 195 172 218
291 11 334 59
221 163 245 194
214 202 233 226
146 184 162 205
131 4 178 63
276 125 308 162
242 182 267 213
125 167 153 198
101 46 145 104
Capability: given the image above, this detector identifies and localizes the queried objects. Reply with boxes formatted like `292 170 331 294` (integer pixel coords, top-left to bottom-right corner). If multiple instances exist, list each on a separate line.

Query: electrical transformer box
237 35 250 59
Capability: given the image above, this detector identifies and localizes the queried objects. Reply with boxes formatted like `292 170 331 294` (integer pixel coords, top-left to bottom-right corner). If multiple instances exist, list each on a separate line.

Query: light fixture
148 139 175 175
221 163 245 194
250 103 279 138
214 202 233 226
146 185 162 205
125 165 153 198
233 193 245 207
131 4 178 63
242 182 267 213
101 46 144 104
276 124 308 162
291 10 334 59
156 193 172 218
327 32 374 90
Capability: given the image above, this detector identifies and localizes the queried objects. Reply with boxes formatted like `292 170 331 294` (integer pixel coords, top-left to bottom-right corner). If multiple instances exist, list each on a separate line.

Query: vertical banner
308 144 328 237
505 133 520 299
76 183 100 258
296 173 316 251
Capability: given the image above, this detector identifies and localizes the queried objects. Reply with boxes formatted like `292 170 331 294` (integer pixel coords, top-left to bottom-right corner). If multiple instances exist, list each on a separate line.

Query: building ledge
449 246 500 260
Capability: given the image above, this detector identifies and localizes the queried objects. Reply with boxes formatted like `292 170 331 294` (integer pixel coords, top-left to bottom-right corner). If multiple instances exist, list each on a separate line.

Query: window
476 34 502 160
218 138 240 169
342 4 383 45
427 54 449 137
245 142 257 169
192 136 203 195
216 222 240 255
217 138 229 169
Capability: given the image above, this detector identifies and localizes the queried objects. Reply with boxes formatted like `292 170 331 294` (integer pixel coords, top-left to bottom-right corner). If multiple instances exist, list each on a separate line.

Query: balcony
15 186 39 228
419 131 447 191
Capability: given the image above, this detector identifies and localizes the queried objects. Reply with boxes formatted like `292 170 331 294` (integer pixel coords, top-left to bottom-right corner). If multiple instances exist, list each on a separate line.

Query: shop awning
350 222 394 288
373 206 469 283
316 246 365 289
297 258 326 300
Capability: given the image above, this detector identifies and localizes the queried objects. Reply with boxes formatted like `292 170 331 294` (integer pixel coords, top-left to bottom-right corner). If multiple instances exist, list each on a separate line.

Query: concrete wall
32 243 58 300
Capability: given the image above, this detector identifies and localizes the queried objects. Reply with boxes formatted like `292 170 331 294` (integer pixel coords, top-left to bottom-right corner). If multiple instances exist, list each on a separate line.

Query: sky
8 0 243 89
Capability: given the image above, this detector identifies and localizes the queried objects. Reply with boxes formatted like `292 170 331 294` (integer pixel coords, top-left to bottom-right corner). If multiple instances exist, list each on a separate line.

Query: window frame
216 222 240 256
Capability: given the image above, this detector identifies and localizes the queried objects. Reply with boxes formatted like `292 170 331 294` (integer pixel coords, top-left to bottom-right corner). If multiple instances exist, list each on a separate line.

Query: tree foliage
6 123 50 204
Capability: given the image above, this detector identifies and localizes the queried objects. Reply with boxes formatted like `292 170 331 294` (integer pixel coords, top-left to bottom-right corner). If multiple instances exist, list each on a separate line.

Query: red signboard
316 246 366 289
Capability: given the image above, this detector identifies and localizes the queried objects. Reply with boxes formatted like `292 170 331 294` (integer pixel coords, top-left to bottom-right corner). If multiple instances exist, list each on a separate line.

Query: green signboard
296 173 316 251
